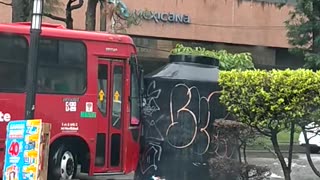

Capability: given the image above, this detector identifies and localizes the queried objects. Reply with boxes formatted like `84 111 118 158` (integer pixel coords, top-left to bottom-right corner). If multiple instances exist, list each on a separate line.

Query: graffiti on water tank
166 83 220 155
211 130 236 159
136 55 223 180
144 114 166 141
138 82 225 177
143 80 162 117
139 142 163 174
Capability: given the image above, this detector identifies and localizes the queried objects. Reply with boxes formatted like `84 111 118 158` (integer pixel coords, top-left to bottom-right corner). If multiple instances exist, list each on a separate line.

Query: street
76 152 320 180
248 153 320 180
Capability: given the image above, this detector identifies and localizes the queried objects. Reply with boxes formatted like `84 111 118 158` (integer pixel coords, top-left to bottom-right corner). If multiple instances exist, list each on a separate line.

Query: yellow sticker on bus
98 90 105 102
114 91 120 101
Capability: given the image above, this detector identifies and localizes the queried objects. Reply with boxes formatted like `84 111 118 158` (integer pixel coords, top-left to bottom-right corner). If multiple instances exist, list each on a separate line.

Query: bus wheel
48 144 78 180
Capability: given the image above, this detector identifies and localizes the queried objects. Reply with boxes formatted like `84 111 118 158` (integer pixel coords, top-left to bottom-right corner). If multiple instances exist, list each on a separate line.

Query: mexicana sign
132 10 191 24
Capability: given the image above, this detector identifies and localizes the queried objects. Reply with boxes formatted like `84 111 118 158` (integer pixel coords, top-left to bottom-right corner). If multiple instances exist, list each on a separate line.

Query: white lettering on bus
0 111 11 122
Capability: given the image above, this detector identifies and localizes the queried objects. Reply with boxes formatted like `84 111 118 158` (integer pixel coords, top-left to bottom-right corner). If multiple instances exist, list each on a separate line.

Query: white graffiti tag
140 142 163 174
143 81 162 117
166 83 220 155
145 115 165 141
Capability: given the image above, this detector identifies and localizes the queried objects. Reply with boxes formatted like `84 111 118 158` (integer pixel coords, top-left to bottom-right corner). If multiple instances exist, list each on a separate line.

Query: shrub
170 44 255 71
219 69 320 180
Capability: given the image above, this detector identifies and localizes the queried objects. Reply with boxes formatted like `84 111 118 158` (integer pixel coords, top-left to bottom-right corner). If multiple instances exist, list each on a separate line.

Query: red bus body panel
0 22 140 177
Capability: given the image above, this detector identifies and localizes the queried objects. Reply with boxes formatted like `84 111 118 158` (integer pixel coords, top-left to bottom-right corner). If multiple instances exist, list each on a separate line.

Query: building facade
0 0 304 73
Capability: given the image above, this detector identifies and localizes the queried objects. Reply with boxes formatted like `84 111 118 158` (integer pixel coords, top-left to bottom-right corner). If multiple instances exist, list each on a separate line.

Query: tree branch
43 13 66 22
69 0 84 10
0 1 12 6
271 132 291 179
254 125 272 137
302 128 320 177
288 122 295 172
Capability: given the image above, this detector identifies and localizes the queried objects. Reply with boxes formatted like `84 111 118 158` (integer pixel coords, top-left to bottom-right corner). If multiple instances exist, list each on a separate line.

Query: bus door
95 58 125 173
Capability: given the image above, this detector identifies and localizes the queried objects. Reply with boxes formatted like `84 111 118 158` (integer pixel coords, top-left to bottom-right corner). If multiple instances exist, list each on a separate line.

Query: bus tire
48 144 78 180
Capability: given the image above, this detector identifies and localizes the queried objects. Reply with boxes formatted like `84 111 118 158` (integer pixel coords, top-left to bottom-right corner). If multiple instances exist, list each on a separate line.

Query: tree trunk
12 0 29 22
311 1 320 71
85 0 99 31
65 20 73 29
271 132 291 180
66 7 73 29
313 1 320 53
65 18 73 29
65 0 84 29
106 2 115 33
287 123 295 172
238 145 242 163
243 142 248 164
302 129 320 177
100 0 107 31
242 143 249 180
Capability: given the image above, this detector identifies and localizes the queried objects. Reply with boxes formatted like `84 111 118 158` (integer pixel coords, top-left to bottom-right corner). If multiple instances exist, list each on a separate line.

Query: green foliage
285 0 320 70
170 44 255 71
219 69 320 135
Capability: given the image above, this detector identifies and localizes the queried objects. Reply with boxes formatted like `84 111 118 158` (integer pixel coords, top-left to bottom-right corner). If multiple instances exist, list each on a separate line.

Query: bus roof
0 22 135 45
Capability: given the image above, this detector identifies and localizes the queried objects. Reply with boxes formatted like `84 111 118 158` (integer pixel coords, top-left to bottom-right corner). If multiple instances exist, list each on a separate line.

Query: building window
37 38 87 94
97 64 108 117
241 0 296 4
111 66 123 129
0 34 28 92
132 37 157 47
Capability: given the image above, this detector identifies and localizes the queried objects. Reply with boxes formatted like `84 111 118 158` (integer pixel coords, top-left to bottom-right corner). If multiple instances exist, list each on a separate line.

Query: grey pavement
247 153 320 180
75 152 320 180
77 172 135 180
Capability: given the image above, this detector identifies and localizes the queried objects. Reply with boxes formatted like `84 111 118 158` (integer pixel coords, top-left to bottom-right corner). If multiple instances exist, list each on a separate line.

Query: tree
231 0 320 178
299 113 320 177
0 0 30 22
284 1 320 175
85 0 143 32
100 0 107 31
170 44 255 71
0 0 64 23
239 1 320 71
44 0 83 29
219 69 320 180
85 0 99 30
11 0 29 22
285 0 320 70
209 119 271 180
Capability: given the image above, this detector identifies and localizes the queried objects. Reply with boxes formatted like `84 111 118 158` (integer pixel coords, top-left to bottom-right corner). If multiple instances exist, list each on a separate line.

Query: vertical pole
25 30 41 119
25 0 43 119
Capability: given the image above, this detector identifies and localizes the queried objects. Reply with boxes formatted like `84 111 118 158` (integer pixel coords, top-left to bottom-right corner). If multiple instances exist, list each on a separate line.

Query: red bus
0 22 143 180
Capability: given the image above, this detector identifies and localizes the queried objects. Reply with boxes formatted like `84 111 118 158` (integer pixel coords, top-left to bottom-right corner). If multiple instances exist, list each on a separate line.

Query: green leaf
170 44 255 71
219 69 320 135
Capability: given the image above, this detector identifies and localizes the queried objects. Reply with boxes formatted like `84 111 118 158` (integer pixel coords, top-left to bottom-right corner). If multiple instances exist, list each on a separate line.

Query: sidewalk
246 144 307 159
247 144 305 153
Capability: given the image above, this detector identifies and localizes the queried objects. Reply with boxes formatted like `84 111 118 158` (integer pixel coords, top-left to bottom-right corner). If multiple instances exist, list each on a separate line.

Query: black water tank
135 55 225 180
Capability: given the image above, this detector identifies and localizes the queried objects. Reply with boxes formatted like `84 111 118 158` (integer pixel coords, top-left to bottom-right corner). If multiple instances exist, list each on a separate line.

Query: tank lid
169 54 219 66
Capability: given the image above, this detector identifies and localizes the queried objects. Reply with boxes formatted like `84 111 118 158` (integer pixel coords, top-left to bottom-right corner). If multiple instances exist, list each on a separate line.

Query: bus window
130 57 141 126
0 34 28 92
37 38 86 94
97 65 108 117
112 66 123 129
